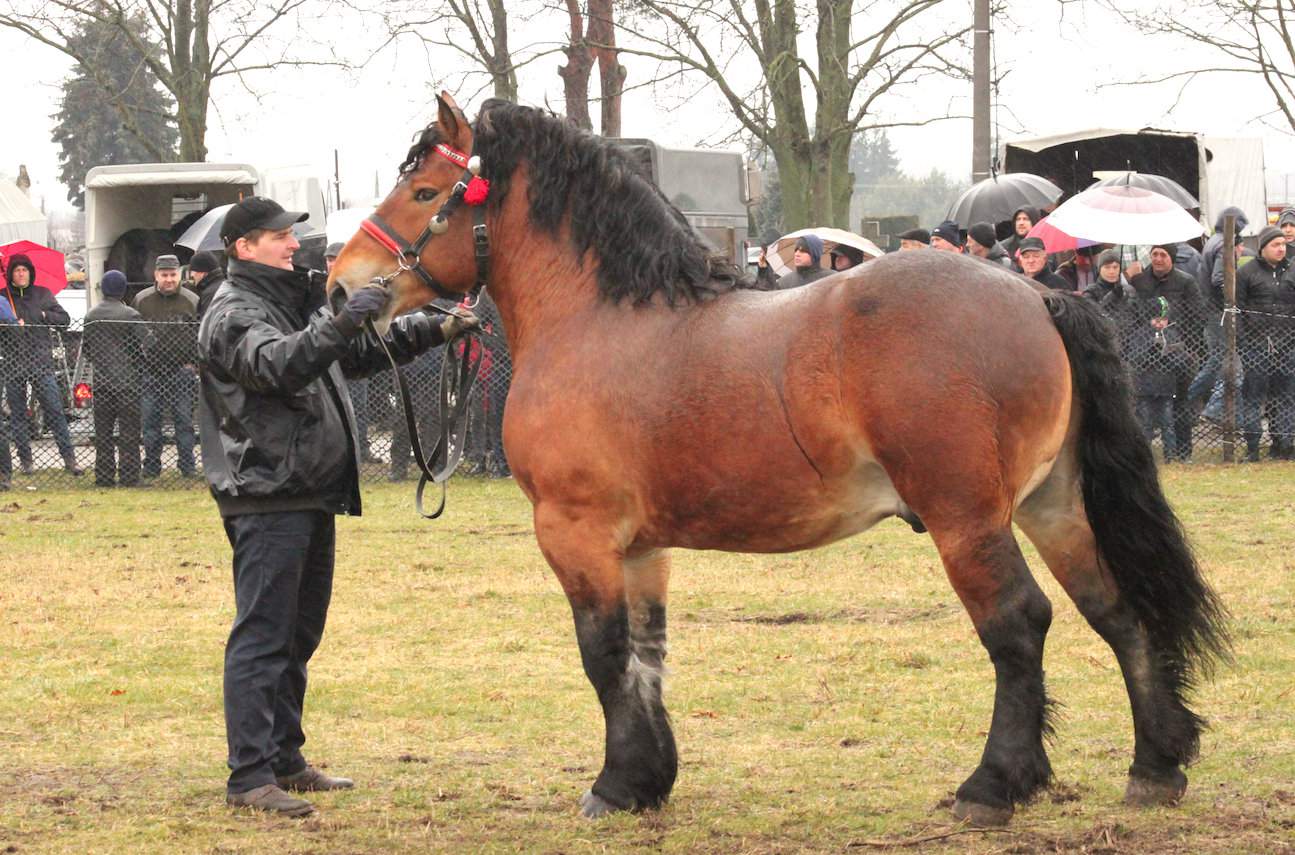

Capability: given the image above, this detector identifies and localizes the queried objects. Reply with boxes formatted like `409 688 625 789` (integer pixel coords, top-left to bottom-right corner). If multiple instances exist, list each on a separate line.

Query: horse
326 93 1229 825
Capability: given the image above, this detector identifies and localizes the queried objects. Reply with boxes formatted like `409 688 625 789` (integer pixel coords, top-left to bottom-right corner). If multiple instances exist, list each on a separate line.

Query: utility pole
972 0 991 183
333 149 342 211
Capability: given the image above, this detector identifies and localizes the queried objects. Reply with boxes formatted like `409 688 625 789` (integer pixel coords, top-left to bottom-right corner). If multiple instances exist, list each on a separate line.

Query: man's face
1014 211 1032 236
1019 249 1047 275
792 248 813 268
832 253 857 271
238 227 300 271
1099 261 1121 283
966 239 989 258
1149 248 1173 276
10 266 30 287
325 255 338 272
1262 239 1287 265
1282 222 1295 240
155 268 180 294
190 269 208 284
931 235 960 252
899 240 926 251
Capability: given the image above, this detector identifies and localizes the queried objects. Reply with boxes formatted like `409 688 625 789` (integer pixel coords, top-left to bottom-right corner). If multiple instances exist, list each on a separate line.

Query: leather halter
359 142 490 302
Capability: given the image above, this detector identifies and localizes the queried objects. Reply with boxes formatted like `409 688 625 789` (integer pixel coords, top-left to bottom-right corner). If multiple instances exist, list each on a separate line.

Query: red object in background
0 240 69 294
73 382 93 407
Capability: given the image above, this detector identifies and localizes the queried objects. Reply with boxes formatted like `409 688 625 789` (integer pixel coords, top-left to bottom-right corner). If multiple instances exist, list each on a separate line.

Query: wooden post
1222 214 1238 462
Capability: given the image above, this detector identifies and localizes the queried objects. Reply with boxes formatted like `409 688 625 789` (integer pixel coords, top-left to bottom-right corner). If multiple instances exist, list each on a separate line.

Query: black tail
1043 292 1231 755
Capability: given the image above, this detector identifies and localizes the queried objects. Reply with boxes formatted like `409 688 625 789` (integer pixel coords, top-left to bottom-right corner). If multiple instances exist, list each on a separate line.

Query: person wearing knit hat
1082 248 1135 313
1130 243 1206 461
897 227 929 250
2 253 83 476
965 221 1013 268
775 234 831 289
1234 223 1293 459
83 270 149 486
930 220 962 252
188 251 226 319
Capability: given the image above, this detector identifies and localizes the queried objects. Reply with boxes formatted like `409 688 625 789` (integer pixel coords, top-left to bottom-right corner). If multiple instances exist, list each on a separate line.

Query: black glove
343 285 388 325
439 310 481 340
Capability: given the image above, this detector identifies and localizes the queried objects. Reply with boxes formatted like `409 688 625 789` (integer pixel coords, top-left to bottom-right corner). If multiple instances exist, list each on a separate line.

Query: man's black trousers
92 384 141 485
223 510 335 795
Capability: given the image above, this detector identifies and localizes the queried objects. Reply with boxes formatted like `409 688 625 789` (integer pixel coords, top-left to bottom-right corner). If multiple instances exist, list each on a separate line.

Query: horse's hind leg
1015 460 1199 806
533 507 676 817
926 522 1055 826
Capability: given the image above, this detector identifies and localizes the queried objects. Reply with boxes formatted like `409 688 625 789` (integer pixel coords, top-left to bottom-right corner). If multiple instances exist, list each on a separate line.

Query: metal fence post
1221 215 1238 463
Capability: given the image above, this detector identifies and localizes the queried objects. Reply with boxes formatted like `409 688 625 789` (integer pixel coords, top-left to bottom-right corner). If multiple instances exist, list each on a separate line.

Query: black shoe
226 784 314 816
276 765 354 792
18 460 33 476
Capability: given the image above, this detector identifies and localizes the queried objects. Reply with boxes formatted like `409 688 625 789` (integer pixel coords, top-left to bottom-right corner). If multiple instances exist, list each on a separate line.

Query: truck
1001 128 1267 235
608 138 755 263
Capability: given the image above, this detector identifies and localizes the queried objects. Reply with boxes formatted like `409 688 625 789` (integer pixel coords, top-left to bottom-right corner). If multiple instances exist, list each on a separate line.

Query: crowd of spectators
753 203 1295 463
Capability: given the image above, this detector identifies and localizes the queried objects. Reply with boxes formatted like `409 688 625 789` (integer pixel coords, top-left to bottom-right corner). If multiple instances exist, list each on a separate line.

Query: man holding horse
198 195 478 816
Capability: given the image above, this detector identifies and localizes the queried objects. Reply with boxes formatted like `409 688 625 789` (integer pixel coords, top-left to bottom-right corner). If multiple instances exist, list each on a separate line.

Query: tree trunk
559 0 594 130
587 0 624 136
488 0 518 100
817 0 853 228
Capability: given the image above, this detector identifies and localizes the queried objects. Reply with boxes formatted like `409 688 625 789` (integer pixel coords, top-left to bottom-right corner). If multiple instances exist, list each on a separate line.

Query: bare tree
612 0 976 229
1098 0 1295 134
559 0 626 134
0 0 351 161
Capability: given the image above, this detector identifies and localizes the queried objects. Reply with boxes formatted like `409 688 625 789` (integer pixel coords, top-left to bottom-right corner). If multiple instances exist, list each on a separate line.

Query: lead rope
365 310 484 519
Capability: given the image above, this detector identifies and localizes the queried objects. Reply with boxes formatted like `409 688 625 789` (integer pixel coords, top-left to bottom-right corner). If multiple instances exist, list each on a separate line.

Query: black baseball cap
324 242 345 259
220 196 308 245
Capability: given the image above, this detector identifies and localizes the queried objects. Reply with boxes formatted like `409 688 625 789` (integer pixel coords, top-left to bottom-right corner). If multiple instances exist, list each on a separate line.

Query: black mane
400 100 751 306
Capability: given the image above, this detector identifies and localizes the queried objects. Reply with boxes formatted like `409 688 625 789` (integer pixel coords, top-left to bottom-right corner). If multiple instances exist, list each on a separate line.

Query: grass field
1 465 1292 854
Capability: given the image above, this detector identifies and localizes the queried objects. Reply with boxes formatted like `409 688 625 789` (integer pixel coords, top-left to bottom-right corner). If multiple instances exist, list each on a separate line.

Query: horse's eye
414 188 438 203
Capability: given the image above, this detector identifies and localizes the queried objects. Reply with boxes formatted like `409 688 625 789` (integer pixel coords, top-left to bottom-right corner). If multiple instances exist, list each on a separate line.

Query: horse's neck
488 223 598 360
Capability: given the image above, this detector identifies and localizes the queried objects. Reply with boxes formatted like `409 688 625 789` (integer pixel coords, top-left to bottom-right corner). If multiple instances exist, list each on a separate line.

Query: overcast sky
3 0 1294 215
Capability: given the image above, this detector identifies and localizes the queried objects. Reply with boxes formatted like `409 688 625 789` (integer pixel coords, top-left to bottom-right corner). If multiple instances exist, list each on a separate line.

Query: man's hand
343 285 388 325
439 310 481 340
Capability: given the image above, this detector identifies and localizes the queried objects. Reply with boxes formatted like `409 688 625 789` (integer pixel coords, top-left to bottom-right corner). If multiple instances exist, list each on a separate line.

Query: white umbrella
326 206 377 247
1044 185 1204 246
768 227 884 277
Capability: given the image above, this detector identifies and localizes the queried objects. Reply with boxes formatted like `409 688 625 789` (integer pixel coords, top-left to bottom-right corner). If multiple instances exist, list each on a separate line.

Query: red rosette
464 177 490 206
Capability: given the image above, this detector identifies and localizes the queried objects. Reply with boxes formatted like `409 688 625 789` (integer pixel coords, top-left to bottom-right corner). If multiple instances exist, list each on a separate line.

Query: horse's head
327 91 486 332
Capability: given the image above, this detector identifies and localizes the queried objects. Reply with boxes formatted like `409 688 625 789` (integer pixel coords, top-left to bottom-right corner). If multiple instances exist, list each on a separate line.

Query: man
1132 244 1206 461
199 196 479 816
1000 206 1040 261
929 220 962 252
1234 226 1294 460
0 292 15 489
775 235 830 289
829 245 866 272
1017 237 1070 290
134 254 199 478
2 253 82 475
896 227 929 251
965 222 1012 268
753 229 781 289
189 251 226 319
82 270 148 487
326 242 378 465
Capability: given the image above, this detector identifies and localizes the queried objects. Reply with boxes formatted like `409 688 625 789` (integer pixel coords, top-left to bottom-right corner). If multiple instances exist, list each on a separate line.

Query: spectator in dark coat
896 227 929 251
1000 205 1040 262
1131 244 1206 460
829 245 867 272
0 293 15 488
929 220 962 253
1082 249 1136 341
82 270 149 486
189 251 226 319
1126 298 1196 462
965 222 1013 268
1235 226 1295 460
775 235 830 289
754 229 781 289
1017 237 1070 290
134 254 199 477
1 253 82 475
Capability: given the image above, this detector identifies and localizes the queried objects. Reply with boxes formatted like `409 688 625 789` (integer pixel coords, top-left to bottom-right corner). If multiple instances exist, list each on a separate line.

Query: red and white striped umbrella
1043 185 1203 246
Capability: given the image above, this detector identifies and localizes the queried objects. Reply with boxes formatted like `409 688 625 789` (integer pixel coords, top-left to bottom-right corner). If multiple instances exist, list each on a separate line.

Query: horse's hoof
579 789 621 818
1124 772 1186 807
952 798 1014 827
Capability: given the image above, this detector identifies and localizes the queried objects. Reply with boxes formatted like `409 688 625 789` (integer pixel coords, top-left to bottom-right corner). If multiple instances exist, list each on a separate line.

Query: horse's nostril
329 285 349 315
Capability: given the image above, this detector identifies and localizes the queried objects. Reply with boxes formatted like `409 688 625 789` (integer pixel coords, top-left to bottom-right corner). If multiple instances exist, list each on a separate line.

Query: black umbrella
946 173 1063 227
1088 172 1199 210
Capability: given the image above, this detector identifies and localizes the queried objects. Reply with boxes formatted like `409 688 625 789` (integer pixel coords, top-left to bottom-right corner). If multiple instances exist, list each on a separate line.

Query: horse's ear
437 91 465 144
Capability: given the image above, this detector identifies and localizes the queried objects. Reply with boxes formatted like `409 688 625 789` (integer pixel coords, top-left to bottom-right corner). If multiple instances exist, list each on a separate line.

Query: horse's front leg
534 507 677 816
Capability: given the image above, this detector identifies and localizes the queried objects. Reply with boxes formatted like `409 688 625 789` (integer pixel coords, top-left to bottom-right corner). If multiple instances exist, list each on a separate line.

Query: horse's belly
645 459 903 554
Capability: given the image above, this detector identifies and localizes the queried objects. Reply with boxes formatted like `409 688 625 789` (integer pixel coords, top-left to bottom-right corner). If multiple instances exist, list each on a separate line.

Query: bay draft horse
328 93 1229 825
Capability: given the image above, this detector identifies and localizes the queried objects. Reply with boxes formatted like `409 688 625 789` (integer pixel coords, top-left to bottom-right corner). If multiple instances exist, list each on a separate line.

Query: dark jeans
223 510 336 794
1137 395 1177 461
5 371 74 462
92 384 141 486
141 366 196 475
0 404 11 481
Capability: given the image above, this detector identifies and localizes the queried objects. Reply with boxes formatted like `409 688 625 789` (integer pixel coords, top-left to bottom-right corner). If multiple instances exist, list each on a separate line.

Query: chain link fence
1 294 1289 491
0 316 513 491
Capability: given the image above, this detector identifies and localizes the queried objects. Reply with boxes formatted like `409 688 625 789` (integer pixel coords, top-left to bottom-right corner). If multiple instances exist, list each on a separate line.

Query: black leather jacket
197 259 445 517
